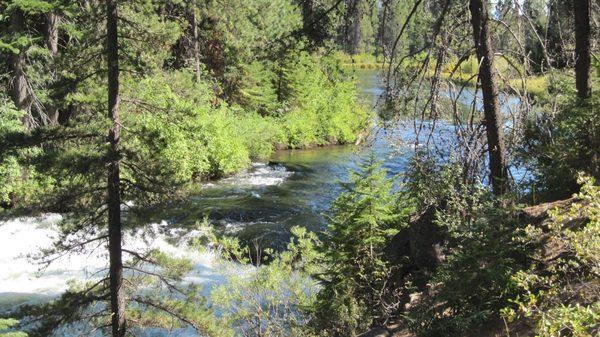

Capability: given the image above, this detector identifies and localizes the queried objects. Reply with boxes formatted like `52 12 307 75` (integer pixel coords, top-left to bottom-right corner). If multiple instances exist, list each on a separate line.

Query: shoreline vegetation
0 53 370 208
339 52 598 103
338 52 386 69
122 54 371 180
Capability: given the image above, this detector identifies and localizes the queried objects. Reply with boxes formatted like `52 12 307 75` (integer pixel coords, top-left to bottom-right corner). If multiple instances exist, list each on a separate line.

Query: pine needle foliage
311 155 406 336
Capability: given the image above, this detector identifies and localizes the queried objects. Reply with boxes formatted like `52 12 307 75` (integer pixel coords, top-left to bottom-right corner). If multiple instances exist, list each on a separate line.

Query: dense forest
0 0 598 336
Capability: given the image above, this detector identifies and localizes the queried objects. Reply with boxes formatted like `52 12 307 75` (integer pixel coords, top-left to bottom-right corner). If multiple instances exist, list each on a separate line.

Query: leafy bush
0 318 27 337
236 61 282 116
189 220 321 337
536 304 600 337
281 53 369 148
120 63 368 181
403 164 531 336
2 48 368 212
400 163 599 337
0 101 27 205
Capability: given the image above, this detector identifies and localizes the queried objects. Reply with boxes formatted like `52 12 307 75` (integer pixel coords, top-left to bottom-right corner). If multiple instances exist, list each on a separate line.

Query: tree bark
45 10 60 124
9 8 31 128
191 11 201 82
345 0 361 54
469 0 509 196
574 0 591 99
45 11 59 57
546 0 567 68
106 0 126 336
301 0 314 32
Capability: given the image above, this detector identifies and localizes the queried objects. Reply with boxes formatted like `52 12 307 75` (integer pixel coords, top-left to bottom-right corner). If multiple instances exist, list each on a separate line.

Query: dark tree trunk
191 11 201 82
106 1 126 336
574 0 591 99
45 11 60 124
469 0 509 196
9 8 31 128
45 11 59 56
300 0 329 45
350 0 361 54
301 0 314 34
345 0 361 54
546 0 567 68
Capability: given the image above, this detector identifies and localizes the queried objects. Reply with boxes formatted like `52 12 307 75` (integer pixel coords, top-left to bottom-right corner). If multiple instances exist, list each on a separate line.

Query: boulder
386 227 410 265
408 205 446 270
519 197 577 226
386 205 446 273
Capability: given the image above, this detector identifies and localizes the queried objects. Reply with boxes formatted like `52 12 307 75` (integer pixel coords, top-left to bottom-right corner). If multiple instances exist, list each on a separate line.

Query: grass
335 52 386 69
435 55 552 100
335 51 600 104
432 55 552 101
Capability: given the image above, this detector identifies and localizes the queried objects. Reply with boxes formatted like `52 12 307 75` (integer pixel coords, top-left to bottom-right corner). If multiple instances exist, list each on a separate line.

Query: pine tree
1 1 227 336
313 155 402 336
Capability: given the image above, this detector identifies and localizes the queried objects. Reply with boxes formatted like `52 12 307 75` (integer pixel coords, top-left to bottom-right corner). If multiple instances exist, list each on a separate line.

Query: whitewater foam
219 163 293 187
0 215 244 307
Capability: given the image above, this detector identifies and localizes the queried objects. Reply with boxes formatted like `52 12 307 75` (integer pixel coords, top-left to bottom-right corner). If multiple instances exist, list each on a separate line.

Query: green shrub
0 102 27 205
236 61 281 116
2 57 368 211
120 60 368 178
281 108 321 148
0 318 27 337
123 75 216 181
282 53 369 148
235 112 284 160
189 219 321 337
199 108 251 176
210 226 321 337
403 163 531 336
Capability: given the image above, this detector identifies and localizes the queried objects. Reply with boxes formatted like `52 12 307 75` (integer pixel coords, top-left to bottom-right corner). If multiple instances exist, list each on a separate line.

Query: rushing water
0 69 523 330
159 71 436 246
0 70 387 312
158 70 507 248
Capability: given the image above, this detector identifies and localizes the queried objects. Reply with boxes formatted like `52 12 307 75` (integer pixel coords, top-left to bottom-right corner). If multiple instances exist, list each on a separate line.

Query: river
151 70 466 248
155 69 522 249
0 69 524 332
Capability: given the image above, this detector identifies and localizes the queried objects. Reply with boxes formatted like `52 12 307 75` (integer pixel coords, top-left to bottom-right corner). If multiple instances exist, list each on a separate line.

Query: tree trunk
45 11 59 56
301 0 314 32
345 0 361 54
191 11 201 82
106 1 126 336
45 11 60 124
350 0 361 54
574 0 591 99
546 0 567 68
469 0 509 196
9 8 31 128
